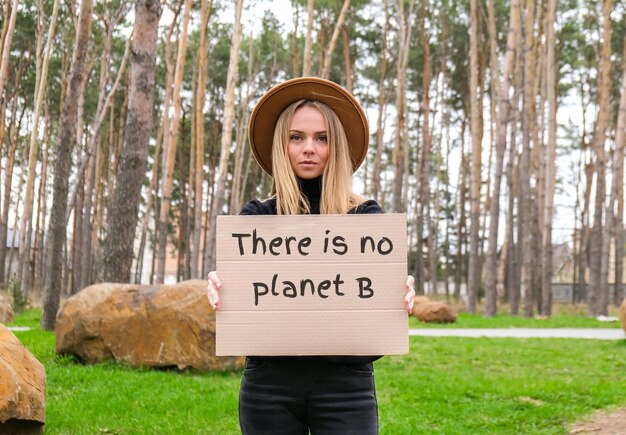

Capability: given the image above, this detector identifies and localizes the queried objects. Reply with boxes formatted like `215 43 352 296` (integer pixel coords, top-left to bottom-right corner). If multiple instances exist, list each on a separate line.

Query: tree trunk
0 0 19 106
342 26 353 93
467 0 483 313
576 77 593 304
590 0 612 316
205 0 244 272
520 0 537 318
34 118 50 290
455 120 468 300
230 37 255 214
156 0 193 283
392 0 415 213
19 0 61 295
79 151 96 289
531 3 546 315
7 142 29 281
0 72 25 285
415 0 432 294
540 0 557 317
370 0 389 204
190 0 213 279
292 3 300 77
429 73 445 296
135 5 180 284
66 37 132 222
40 0 92 330
72 162 84 294
177 114 190 280
484 0 520 317
612 33 626 305
302 0 315 76
508 104 521 314
319 0 349 79
102 0 161 283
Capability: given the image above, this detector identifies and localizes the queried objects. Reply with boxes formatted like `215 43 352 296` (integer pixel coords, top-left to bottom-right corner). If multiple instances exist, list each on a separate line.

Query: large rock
56 280 243 371
412 301 457 323
413 295 431 306
620 298 626 333
0 295 12 323
0 324 46 431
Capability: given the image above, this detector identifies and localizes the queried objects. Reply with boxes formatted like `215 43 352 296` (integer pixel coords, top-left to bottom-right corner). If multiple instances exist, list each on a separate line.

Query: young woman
207 77 415 434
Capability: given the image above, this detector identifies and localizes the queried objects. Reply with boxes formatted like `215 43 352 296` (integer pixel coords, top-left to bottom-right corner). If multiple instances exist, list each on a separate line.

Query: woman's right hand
207 271 221 310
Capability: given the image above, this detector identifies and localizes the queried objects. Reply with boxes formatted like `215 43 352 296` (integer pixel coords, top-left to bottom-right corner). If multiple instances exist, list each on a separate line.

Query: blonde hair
271 100 365 215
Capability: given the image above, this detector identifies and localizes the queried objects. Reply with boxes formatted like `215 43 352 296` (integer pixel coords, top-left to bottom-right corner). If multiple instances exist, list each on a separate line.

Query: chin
297 172 322 179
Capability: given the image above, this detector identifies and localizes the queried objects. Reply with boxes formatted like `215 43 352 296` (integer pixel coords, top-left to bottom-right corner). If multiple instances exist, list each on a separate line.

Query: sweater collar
297 176 323 200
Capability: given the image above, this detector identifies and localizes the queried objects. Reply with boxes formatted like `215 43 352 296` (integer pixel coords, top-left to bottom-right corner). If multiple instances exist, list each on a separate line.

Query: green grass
8 310 626 434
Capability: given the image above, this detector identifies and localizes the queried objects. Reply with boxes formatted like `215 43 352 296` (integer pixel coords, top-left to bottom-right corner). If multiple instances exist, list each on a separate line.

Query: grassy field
8 309 626 434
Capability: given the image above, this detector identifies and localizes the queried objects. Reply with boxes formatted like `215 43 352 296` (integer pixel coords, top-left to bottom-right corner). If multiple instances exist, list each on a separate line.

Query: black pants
239 357 378 435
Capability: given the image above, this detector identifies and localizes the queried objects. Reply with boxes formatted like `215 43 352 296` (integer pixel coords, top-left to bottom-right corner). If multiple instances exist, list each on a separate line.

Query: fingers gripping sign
404 275 416 315
207 271 222 310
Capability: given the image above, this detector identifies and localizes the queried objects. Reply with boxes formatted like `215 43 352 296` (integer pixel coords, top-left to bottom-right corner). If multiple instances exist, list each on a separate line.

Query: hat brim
248 77 369 176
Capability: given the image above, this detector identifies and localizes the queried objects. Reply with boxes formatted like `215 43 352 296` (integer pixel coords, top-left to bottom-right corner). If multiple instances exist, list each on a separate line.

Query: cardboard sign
215 214 408 356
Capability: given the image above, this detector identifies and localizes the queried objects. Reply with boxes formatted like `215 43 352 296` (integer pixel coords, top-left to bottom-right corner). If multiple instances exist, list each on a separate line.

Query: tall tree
415 0 432 294
319 0 349 79
391 0 415 213
190 0 214 279
540 0 558 316
102 0 161 283
135 1 182 283
302 0 315 76
467 0 484 313
590 0 612 316
156 0 193 282
521 0 537 318
206 0 244 271
612 33 626 306
40 0 93 330
80 1 131 289
485 0 520 317
18 0 61 294
370 0 389 204
0 0 18 107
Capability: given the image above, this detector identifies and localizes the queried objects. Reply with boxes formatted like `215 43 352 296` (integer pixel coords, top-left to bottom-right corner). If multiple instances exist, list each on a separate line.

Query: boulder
56 280 243 371
413 295 431 306
0 295 12 323
412 301 457 323
620 298 626 333
0 324 46 431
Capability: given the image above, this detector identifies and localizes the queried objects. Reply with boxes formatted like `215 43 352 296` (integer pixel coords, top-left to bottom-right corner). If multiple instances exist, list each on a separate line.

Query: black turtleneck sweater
240 176 383 216
238 176 384 365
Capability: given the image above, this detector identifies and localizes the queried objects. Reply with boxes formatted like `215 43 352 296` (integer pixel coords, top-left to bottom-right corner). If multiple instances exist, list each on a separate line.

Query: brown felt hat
248 77 369 176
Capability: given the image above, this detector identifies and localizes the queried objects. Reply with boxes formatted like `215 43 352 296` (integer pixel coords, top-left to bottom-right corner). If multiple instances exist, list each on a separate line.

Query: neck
297 176 322 214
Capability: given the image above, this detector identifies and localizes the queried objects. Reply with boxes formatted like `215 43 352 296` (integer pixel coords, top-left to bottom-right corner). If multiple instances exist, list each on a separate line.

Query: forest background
0 0 624 330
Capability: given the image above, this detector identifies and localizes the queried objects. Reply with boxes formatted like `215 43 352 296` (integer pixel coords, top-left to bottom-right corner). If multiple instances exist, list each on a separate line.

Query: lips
300 160 317 166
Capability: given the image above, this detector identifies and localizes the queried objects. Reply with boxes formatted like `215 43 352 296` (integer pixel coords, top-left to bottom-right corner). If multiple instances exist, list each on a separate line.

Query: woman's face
287 105 329 179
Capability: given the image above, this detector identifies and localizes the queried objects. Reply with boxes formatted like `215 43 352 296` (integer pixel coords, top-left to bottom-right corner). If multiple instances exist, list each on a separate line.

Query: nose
302 138 316 155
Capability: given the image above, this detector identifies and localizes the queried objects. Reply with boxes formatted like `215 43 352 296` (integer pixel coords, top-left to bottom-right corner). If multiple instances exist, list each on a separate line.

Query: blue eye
290 134 302 141
317 135 328 142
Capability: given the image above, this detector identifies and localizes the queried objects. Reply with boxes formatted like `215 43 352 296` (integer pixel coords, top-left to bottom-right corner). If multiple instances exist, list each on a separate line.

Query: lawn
8 309 626 434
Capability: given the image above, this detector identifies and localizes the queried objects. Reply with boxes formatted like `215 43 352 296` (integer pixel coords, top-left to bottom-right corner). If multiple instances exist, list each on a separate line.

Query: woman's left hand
404 275 416 314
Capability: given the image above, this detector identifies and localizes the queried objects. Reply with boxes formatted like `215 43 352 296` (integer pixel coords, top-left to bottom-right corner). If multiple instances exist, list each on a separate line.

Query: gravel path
409 328 626 340
6 326 31 331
